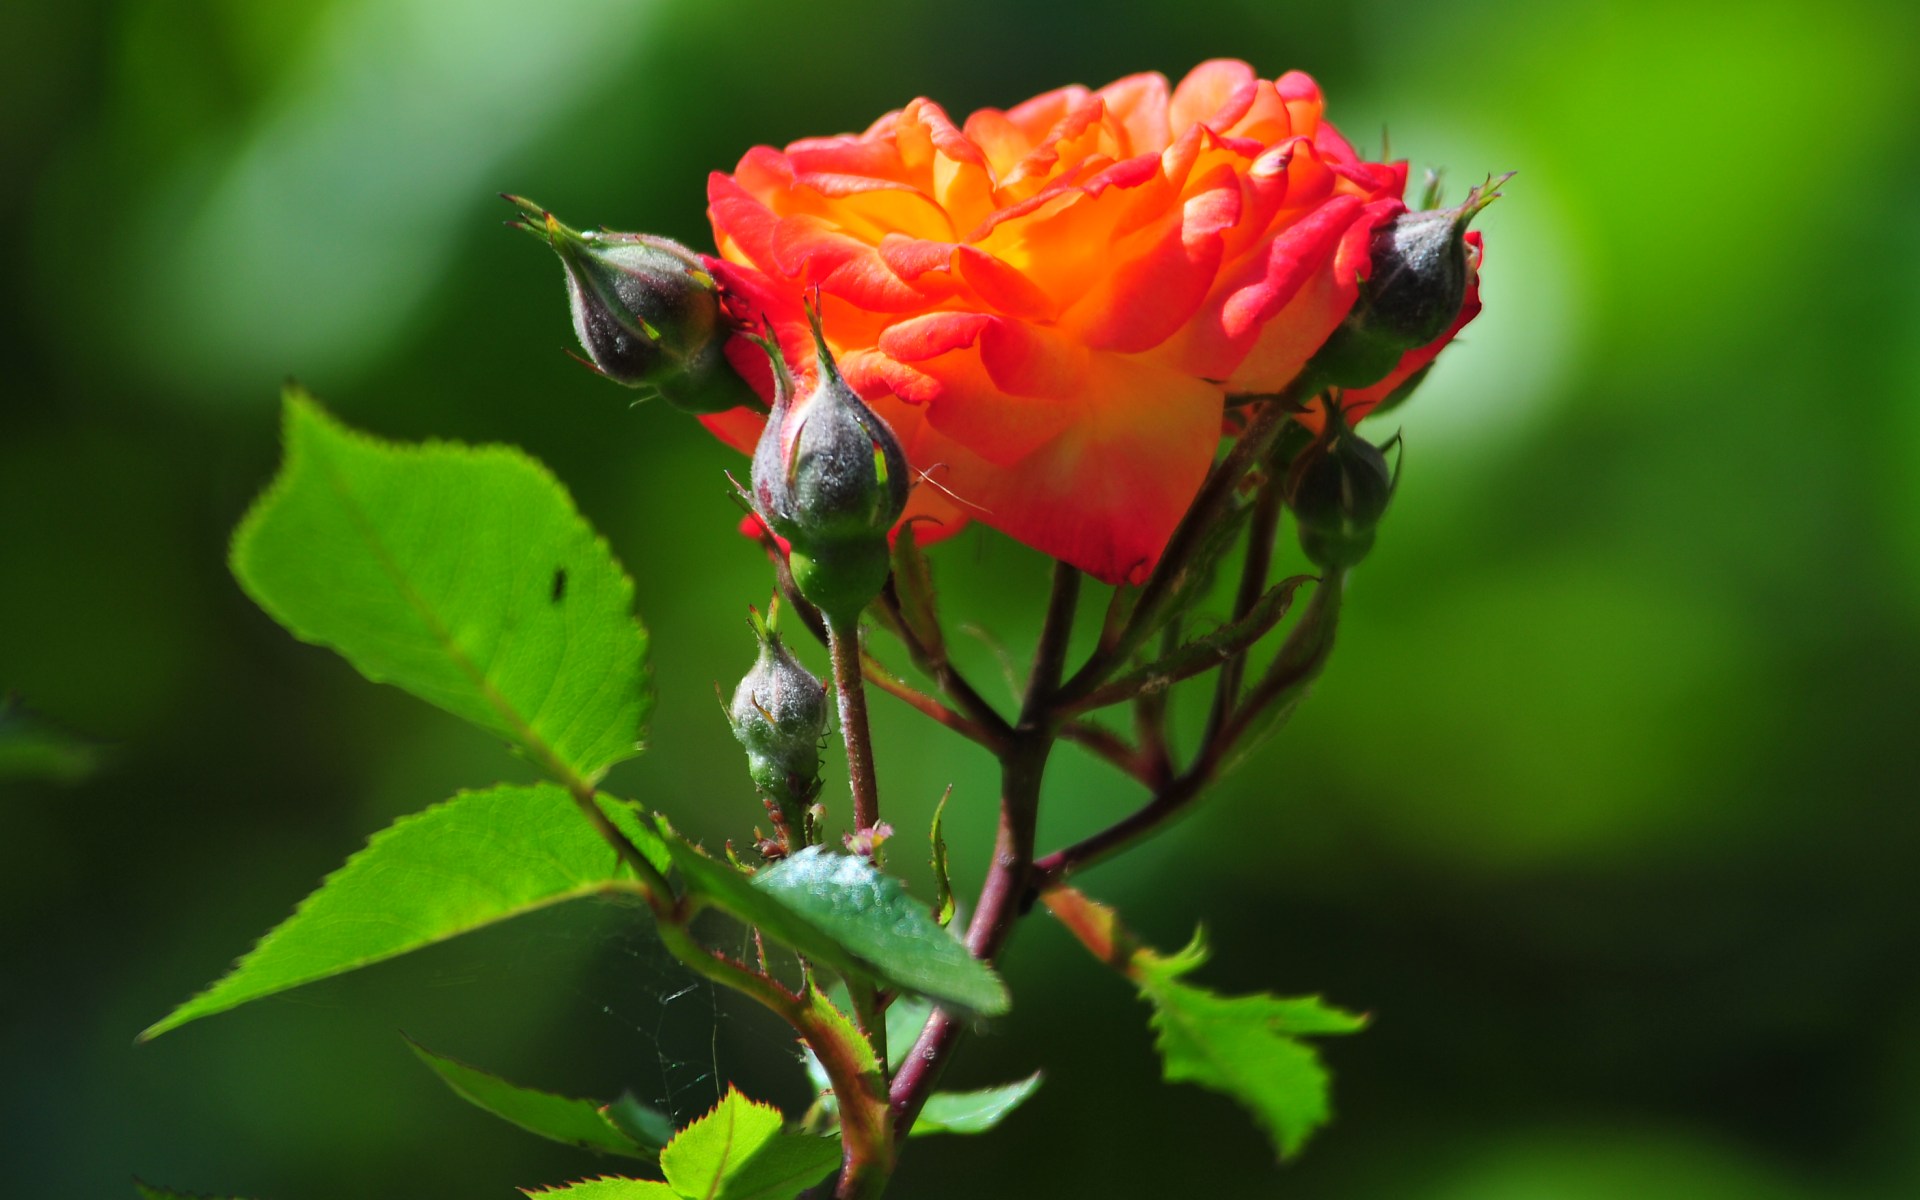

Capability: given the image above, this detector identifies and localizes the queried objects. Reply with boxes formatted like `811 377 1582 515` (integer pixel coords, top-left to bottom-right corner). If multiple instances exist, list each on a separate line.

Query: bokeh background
6 0 1920 1196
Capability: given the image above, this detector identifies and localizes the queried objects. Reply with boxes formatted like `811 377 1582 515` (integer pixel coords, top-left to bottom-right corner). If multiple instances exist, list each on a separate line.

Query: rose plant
141 61 1500 1200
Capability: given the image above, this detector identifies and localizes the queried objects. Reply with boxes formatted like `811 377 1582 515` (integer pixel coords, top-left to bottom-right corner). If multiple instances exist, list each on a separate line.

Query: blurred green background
5 0 1919 1196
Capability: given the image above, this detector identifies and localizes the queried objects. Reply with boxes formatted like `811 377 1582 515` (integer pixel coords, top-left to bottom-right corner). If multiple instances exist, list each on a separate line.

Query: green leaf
660 1088 840 1200
751 847 1008 1017
135 1184 259 1200
661 830 862 973
523 1179 679 1199
913 1073 1043 1136
407 1038 660 1158
141 784 663 1039
232 391 650 787
1132 932 1365 1158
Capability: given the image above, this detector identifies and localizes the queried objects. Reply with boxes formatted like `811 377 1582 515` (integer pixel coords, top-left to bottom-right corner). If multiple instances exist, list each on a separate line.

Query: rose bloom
701 60 1482 584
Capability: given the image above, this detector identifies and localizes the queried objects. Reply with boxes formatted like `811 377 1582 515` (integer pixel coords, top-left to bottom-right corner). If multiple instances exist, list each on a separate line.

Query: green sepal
888 524 945 660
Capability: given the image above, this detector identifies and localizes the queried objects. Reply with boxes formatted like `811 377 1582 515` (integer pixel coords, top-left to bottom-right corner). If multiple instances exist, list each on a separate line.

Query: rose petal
1170 59 1258 136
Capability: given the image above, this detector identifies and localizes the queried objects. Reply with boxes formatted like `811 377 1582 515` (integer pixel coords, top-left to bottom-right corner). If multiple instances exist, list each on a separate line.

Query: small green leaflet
141 784 665 1040
915 1074 1044 1136
232 391 651 787
1132 931 1365 1159
750 847 1007 1017
407 1038 666 1158
529 1089 839 1200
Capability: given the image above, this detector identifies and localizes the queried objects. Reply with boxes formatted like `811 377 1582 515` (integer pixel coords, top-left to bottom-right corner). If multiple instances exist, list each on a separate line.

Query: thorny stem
828 615 882 838
887 563 1078 1140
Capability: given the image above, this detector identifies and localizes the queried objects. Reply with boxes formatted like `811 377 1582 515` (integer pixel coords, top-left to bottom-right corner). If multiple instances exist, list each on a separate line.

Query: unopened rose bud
504 195 753 413
729 611 828 836
1286 406 1396 570
1309 175 1506 390
749 307 910 620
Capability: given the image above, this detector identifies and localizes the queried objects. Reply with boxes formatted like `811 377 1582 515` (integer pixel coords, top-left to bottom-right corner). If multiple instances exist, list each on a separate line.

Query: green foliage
135 1185 258 1200
751 847 1008 1017
803 995 1039 1137
231 391 651 787
1132 932 1365 1159
140 784 664 1040
407 1038 666 1159
660 1088 841 1200
532 1090 839 1200
913 1074 1044 1136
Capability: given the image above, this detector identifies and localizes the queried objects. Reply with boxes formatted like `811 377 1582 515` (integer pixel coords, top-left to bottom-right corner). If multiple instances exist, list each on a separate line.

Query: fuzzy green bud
749 307 910 620
728 617 828 829
504 195 754 413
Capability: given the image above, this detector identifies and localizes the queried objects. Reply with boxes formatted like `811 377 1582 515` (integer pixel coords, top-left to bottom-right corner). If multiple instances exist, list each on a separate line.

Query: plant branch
876 581 1013 741
1026 561 1082 721
1059 720 1158 787
888 735 1050 1139
828 615 882 837
861 651 1004 752
1204 478 1284 747
1029 568 1347 890
1056 389 1300 704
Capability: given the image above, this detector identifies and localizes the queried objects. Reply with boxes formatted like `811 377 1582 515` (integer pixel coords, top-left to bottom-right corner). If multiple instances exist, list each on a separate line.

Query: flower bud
729 612 828 831
504 195 754 414
1308 175 1505 390
749 307 910 620
1285 405 1396 570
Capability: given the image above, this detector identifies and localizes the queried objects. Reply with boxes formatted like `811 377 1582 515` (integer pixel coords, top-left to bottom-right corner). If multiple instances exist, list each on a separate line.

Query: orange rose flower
701 60 1481 584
